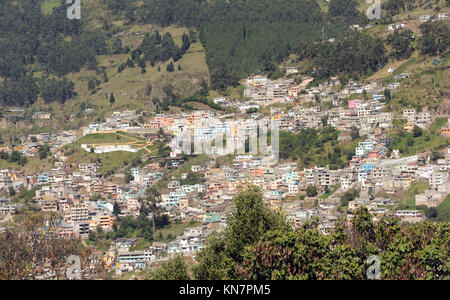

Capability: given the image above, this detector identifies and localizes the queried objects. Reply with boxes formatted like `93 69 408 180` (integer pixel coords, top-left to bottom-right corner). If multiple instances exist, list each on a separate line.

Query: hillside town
1 71 449 277
0 0 449 282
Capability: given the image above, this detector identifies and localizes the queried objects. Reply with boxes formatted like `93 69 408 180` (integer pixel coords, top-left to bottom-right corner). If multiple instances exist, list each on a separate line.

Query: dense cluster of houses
155 146 449 231
0 130 78 158
0 66 449 277
104 224 211 275
2 103 448 236
420 12 450 23
83 110 142 135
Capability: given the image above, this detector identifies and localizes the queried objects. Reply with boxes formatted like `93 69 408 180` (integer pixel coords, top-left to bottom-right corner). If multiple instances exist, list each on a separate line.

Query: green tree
413 126 423 138
8 186 15 197
124 170 134 183
181 33 191 54
96 225 104 236
166 61 174 72
328 0 363 23
193 187 288 279
109 93 115 104
111 37 123 55
362 89 368 100
145 83 152 96
145 255 190 280
386 29 414 60
224 187 287 261
306 185 318 197
88 231 97 242
113 201 121 216
431 150 444 162
340 189 359 207
425 207 438 220
88 77 100 92
350 126 360 140
193 233 234 280
8 151 27 166
39 144 50 160
199 80 209 96
383 89 391 103
418 21 450 56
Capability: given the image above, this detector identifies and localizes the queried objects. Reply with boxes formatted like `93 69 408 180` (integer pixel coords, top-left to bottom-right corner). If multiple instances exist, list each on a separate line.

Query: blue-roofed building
38 173 49 183
363 163 375 171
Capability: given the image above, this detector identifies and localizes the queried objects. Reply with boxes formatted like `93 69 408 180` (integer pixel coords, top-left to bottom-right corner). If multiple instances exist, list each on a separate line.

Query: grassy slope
436 194 450 221
62 132 159 176
376 181 430 209
25 1 450 131
367 52 450 115
0 156 53 175
314 0 450 116
362 1 450 115
389 117 450 156
152 221 203 243
404 182 430 207
31 1 210 132
41 0 61 15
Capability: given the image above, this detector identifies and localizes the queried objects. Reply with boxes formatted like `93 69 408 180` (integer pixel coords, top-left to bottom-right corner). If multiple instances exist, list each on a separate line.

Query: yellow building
404 122 414 132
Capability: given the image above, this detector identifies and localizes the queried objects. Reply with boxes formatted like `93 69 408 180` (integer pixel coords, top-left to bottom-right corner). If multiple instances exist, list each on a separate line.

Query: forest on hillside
0 0 101 107
111 0 351 89
0 0 331 107
1 0 448 108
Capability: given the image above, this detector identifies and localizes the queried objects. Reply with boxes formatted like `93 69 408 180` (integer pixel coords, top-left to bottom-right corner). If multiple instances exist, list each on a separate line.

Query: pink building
348 99 362 109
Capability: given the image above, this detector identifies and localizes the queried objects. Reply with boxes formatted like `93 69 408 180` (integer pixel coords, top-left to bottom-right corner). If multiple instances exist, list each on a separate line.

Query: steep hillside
0 0 211 139
312 0 450 114
0 0 448 142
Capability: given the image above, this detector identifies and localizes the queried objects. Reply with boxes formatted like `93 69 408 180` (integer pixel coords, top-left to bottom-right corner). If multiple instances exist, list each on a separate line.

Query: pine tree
200 80 209 96
181 33 191 54
145 83 152 96
111 37 123 55
166 61 174 72
113 201 121 216
109 93 115 104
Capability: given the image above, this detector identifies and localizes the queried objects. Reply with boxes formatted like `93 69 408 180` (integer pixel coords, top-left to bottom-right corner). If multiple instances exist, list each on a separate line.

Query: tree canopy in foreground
146 187 449 280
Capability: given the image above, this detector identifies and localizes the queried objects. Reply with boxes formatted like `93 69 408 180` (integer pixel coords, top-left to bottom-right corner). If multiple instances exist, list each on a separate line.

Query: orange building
441 127 450 137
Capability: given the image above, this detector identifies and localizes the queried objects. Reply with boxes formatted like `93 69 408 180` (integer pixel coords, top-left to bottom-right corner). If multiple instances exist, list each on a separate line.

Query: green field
404 182 430 208
76 133 139 146
63 131 159 176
